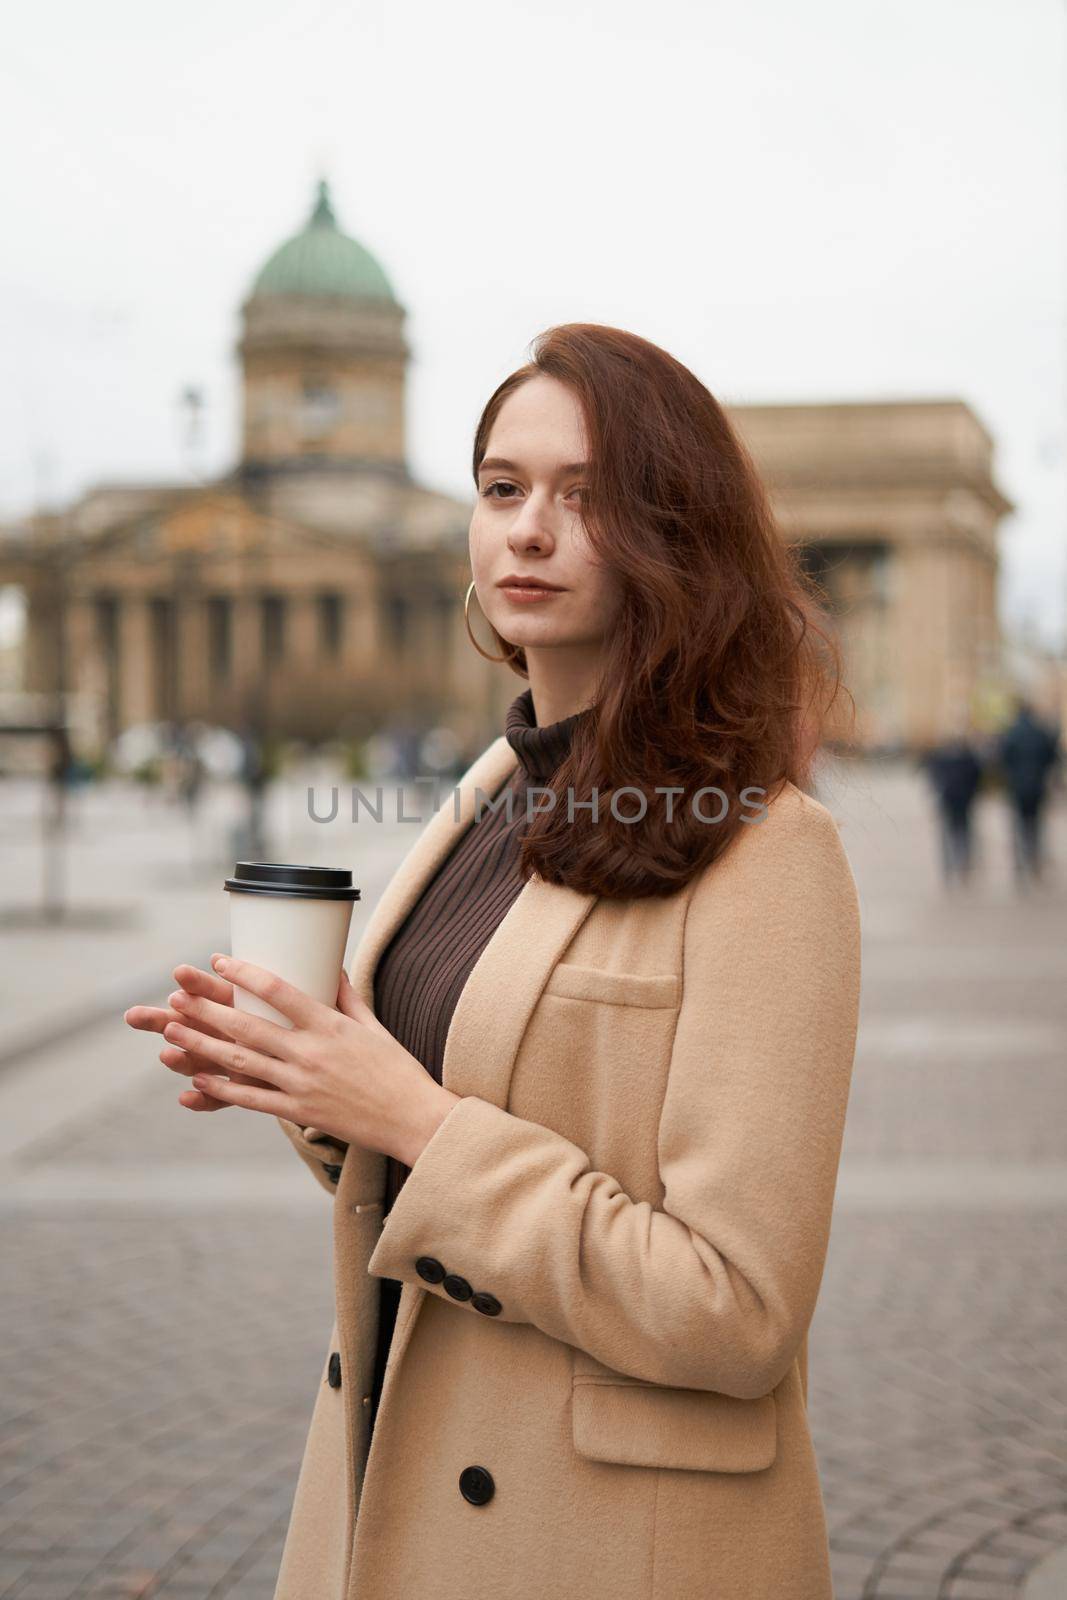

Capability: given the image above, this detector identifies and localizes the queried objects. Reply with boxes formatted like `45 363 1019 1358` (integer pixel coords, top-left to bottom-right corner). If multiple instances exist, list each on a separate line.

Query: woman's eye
480 480 584 502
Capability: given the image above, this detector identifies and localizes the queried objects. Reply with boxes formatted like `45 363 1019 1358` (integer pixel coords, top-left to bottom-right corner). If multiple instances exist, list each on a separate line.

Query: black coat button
471 1292 502 1317
323 1164 343 1184
459 1465 495 1505
327 1352 342 1389
415 1256 446 1284
443 1273 472 1301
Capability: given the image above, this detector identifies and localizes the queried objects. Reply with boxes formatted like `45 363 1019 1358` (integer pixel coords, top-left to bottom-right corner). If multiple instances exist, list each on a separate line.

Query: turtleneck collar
504 687 593 783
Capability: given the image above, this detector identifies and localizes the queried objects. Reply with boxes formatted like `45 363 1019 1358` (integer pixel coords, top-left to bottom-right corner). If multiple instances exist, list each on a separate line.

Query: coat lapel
348 734 517 1014
333 736 518 1207
347 733 599 1437
437 862 598 1102
349 735 600 1109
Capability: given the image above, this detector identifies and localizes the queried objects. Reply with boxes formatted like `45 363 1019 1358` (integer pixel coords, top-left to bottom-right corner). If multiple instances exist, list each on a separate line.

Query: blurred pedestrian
921 718 985 887
995 696 1061 887
391 720 421 780
172 722 206 820
236 721 268 862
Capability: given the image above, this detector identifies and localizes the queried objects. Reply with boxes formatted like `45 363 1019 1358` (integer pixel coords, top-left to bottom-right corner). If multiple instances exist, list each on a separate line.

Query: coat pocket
543 964 681 1009
570 1352 777 1474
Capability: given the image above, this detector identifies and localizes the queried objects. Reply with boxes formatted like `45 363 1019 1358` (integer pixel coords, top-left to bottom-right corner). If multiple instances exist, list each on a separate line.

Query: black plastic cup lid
223 862 361 900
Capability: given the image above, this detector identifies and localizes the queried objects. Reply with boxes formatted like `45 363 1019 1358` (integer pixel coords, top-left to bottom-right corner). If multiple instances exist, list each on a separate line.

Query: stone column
348 583 376 674
894 542 953 748
66 596 107 746
118 596 154 728
283 592 321 727
288 592 319 669
21 577 62 695
231 592 262 721
982 553 1001 670
942 546 973 726
175 594 210 720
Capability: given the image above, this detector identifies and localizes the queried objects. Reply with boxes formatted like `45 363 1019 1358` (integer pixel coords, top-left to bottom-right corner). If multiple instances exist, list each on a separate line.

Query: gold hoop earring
464 580 522 665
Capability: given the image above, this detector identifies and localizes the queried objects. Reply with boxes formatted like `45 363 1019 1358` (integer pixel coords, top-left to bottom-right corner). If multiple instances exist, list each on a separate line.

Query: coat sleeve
364 789 862 1399
275 1116 350 1198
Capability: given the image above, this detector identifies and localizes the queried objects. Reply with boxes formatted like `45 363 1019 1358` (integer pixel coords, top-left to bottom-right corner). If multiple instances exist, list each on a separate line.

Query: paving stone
1 763 1065 1596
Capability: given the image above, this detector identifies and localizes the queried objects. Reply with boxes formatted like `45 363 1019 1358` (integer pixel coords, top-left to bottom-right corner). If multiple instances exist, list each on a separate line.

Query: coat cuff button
471 1292 502 1317
443 1273 473 1301
415 1255 446 1284
327 1352 342 1388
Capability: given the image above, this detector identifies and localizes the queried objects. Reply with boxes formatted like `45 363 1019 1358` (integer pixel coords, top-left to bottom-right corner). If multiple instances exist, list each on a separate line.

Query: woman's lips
497 585 565 602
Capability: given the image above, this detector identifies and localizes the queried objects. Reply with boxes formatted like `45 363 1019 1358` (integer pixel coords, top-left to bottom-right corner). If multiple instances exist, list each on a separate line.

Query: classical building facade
730 399 1012 750
6 181 498 755
0 181 1014 756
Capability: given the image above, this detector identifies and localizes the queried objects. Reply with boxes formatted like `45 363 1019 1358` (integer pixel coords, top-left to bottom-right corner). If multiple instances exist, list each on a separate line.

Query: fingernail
213 956 228 973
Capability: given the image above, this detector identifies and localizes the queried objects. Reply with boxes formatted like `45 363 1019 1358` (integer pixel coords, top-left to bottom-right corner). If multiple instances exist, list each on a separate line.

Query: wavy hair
471 323 853 899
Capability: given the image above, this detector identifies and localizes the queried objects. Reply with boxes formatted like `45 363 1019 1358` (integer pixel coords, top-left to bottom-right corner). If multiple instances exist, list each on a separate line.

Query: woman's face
470 374 623 660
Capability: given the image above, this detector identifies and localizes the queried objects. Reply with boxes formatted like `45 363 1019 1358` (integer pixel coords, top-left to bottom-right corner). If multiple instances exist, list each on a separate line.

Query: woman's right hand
124 958 275 1112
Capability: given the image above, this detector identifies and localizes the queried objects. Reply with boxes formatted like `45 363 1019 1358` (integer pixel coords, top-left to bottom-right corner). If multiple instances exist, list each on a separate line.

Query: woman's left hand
163 955 460 1166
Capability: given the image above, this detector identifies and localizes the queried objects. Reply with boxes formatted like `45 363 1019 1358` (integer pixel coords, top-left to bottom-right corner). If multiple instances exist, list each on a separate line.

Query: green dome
251 180 397 302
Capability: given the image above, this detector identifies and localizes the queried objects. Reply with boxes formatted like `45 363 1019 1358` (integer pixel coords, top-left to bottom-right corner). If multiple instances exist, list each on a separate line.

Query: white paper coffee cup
223 862 361 1027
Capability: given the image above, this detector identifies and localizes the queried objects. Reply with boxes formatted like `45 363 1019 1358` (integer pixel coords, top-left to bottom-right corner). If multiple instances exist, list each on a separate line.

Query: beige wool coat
271 732 862 1600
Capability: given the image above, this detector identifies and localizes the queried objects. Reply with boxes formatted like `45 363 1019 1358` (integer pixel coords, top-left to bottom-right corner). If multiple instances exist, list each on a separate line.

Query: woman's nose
508 491 556 547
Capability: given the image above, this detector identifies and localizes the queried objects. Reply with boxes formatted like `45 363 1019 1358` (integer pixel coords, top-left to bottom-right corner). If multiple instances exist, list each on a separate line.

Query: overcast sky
2 0 1065 648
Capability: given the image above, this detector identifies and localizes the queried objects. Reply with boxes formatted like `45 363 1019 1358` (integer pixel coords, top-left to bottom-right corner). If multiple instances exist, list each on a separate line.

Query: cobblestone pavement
0 1213 333 1600
1 759 1064 1598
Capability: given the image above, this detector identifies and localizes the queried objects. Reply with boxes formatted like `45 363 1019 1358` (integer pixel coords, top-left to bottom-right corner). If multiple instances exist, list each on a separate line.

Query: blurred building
0 182 1017 756
730 401 1014 751
3 181 497 752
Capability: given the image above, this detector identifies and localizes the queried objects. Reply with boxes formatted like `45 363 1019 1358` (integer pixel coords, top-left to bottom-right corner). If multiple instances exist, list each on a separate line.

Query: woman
125 323 861 1600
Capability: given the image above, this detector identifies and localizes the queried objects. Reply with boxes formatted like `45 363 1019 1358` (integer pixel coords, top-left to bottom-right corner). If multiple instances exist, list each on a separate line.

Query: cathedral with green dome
238 178 412 474
252 180 398 302
6 180 500 751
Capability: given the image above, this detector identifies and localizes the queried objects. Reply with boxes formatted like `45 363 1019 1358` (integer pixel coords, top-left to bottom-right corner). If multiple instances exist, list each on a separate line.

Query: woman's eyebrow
478 457 590 476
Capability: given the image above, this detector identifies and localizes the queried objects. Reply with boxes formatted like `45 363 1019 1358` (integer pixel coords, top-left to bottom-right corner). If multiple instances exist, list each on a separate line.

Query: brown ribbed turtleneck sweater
367 686 592 1432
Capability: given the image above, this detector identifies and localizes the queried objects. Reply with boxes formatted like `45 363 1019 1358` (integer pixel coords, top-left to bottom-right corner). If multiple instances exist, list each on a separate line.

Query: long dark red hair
472 323 853 899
